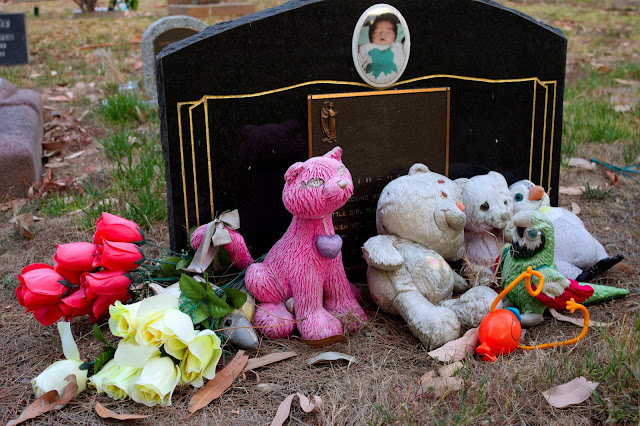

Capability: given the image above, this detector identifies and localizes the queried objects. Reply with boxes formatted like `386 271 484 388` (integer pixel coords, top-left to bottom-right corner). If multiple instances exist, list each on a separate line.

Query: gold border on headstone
175 75 557 233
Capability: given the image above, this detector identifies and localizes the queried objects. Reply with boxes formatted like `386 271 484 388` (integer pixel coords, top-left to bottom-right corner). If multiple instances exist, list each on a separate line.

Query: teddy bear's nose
456 202 465 212
338 180 348 189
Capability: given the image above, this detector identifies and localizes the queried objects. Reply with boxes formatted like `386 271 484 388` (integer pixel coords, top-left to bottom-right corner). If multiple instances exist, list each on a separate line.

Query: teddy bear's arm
362 235 404 271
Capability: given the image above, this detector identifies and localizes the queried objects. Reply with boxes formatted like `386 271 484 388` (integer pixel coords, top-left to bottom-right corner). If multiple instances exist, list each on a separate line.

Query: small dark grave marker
0 13 29 66
157 0 567 266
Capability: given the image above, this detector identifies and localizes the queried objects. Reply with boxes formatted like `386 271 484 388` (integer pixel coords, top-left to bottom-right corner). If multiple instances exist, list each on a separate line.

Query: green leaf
93 324 110 346
193 305 209 325
225 288 247 309
179 274 207 301
180 294 209 325
176 257 189 271
160 256 183 278
94 348 116 373
207 291 233 319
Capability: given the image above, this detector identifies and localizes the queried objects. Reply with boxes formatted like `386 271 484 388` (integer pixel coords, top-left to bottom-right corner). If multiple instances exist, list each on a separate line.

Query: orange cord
491 265 590 350
490 266 544 312
518 298 589 350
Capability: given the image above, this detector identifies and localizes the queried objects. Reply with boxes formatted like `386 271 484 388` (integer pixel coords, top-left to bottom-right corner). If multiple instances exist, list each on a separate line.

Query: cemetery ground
0 0 639 424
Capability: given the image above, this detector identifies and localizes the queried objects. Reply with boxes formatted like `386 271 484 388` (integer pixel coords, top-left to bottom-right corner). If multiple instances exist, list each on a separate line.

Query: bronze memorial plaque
308 87 450 268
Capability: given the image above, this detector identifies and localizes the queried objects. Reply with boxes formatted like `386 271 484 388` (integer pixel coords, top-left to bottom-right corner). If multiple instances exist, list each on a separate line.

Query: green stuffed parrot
498 210 629 326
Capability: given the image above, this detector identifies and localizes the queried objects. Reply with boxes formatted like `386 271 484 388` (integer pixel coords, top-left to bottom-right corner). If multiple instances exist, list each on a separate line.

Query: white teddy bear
455 172 513 285
509 179 623 281
363 164 501 350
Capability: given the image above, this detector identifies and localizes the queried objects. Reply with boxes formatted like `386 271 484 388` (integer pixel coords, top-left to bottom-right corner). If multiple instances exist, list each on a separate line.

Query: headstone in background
166 2 255 19
0 13 29 66
142 15 207 100
0 79 43 197
157 0 567 265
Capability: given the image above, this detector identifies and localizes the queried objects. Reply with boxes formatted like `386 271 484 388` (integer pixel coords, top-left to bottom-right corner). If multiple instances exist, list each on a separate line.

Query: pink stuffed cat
221 147 367 340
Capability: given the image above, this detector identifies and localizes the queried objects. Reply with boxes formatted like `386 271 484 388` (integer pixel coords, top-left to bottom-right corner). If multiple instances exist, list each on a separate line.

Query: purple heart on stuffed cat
317 234 343 259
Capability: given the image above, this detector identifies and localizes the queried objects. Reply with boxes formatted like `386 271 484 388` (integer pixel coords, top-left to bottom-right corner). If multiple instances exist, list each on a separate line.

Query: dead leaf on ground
542 377 599 408
604 171 619 186
417 363 464 398
184 351 248 418
613 78 640 86
550 308 610 328
559 186 584 196
568 158 595 170
48 95 71 102
299 334 348 347
244 351 297 372
427 328 479 363
7 375 78 425
256 383 281 392
571 202 581 215
15 212 35 240
613 104 632 113
45 160 70 169
306 351 358 366
271 393 323 426
95 402 151 420
63 150 84 160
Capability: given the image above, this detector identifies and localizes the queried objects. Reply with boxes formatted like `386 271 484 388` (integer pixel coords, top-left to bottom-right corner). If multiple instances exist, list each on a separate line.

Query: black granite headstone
157 0 567 263
0 13 29 66
308 88 449 267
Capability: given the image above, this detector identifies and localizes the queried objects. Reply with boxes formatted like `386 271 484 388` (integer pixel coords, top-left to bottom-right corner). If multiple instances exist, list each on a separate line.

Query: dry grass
1 0 640 424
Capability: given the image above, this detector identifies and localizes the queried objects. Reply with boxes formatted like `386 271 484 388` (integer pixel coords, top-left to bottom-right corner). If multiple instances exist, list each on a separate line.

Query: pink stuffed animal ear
323 146 342 161
285 162 304 182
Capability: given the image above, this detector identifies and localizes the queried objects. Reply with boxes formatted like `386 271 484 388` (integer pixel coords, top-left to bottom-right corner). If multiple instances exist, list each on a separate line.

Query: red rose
54 262 83 285
32 305 65 327
93 241 144 271
16 264 69 309
81 270 132 300
54 242 98 271
59 287 93 320
92 290 131 321
16 263 71 326
93 212 145 245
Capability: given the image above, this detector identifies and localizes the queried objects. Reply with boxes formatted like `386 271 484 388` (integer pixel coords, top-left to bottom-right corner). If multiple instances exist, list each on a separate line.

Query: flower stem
144 241 187 257
147 258 179 266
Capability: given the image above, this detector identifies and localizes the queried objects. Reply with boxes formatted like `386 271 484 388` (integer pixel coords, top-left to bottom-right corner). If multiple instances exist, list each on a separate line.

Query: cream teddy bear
455 172 513 285
363 164 501 350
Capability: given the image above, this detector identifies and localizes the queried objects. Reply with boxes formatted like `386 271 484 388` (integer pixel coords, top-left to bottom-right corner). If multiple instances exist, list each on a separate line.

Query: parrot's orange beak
528 185 546 201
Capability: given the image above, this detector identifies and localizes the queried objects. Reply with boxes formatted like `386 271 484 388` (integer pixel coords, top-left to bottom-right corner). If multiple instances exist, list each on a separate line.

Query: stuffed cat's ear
323 146 343 161
285 162 305 182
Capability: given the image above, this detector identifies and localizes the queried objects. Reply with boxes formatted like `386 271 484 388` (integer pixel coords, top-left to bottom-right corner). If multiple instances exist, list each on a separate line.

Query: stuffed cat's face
282 147 353 219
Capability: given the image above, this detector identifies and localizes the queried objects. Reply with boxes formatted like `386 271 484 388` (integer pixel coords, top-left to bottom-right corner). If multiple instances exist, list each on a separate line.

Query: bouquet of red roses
15 213 150 326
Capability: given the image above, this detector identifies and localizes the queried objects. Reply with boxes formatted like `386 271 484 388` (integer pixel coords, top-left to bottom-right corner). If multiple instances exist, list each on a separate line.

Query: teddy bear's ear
408 163 430 175
323 146 342 161
285 162 305 182
488 171 508 184
455 178 468 190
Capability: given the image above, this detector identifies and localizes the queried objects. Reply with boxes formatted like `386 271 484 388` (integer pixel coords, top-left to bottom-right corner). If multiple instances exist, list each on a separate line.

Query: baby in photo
357 13 405 84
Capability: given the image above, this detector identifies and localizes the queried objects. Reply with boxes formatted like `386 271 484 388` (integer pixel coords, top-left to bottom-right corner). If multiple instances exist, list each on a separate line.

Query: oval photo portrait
352 4 410 88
